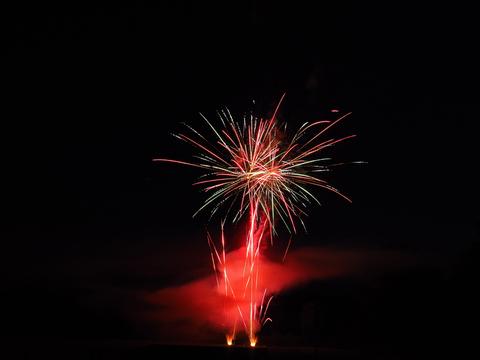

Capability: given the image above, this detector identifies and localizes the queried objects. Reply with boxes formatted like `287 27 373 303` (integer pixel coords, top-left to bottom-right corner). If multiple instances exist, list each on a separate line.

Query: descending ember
154 94 358 346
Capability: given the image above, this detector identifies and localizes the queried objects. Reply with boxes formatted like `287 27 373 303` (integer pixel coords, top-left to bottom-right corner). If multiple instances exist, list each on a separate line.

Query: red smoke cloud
135 245 409 344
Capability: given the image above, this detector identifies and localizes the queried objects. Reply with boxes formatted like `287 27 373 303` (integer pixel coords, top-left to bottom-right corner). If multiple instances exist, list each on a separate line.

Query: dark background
1 1 479 358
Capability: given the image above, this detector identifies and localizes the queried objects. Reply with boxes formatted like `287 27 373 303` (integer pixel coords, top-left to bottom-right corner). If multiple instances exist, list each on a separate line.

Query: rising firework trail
154 94 359 346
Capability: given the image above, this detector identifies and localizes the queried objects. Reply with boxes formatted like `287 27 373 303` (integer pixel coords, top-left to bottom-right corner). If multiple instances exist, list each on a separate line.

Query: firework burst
154 94 356 236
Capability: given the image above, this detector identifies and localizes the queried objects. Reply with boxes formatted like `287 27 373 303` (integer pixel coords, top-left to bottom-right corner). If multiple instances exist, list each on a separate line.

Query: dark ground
1 1 479 359
0 341 437 360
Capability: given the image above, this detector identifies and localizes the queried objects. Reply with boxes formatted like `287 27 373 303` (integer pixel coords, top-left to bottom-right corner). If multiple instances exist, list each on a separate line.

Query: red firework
154 94 358 346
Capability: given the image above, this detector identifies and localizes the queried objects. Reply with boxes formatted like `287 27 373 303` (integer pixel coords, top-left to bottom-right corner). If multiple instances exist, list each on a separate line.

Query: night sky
2 1 479 359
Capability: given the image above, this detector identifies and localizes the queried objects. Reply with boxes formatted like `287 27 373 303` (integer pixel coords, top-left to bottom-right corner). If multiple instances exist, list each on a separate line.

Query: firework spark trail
154 94 357 345
207 202 271 346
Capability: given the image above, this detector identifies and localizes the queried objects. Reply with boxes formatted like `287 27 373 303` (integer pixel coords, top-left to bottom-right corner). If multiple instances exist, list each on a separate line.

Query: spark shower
154 94 359 346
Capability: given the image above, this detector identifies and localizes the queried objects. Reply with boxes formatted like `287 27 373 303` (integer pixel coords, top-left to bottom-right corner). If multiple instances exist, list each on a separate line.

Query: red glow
141 246 408 344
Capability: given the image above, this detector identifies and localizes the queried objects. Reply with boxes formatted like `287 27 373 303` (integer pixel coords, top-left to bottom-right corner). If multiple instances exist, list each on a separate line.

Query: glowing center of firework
246 168 281 182
250 338 257 347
